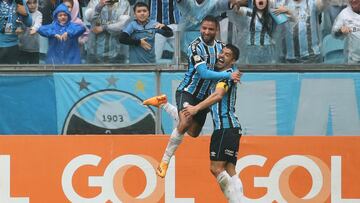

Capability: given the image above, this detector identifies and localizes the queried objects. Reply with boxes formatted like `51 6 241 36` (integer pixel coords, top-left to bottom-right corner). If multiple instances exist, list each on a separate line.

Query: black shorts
175 90 209 127
210 128 242 165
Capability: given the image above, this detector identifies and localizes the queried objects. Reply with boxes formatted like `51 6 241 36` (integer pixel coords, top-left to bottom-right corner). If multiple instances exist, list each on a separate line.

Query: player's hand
231 71 243 83
155 23 165 29
340 26 351 34
140 38 152 51
183 104 199 116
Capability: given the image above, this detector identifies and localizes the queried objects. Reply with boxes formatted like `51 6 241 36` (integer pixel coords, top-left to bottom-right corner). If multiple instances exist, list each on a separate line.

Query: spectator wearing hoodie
37 3 85 64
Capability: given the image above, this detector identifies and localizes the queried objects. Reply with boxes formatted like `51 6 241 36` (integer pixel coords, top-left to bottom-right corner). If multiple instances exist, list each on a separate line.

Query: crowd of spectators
0 0 359 65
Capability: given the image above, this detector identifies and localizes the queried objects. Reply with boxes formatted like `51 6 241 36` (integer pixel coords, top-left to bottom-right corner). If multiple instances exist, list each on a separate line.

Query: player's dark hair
133 2 149 12
225 44 240 61
201 15 219 29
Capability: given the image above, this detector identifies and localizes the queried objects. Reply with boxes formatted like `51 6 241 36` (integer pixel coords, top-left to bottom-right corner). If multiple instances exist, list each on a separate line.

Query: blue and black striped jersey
177 37 225 100
209 66 241 130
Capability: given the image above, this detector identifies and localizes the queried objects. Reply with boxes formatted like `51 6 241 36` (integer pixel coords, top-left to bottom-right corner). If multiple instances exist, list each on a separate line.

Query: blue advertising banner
160 72 360 135
0 75 57 134
53 72 158 134
0 72 359 135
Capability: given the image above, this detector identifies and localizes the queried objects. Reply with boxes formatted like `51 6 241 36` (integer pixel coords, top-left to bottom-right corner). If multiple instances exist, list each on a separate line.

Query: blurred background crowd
0 0 359 65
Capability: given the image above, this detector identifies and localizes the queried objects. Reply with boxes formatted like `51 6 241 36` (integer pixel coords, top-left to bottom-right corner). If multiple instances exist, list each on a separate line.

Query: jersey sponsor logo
193 55 202 63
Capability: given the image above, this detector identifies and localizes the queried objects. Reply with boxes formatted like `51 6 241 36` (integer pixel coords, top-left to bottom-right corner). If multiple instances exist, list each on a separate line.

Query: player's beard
201 33 215 45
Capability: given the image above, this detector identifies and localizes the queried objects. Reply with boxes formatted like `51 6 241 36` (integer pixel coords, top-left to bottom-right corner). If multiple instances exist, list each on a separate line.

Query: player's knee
177 123 187 134
210 164 224 177
177 115 191 134
187 130 200 138
187 127 201 138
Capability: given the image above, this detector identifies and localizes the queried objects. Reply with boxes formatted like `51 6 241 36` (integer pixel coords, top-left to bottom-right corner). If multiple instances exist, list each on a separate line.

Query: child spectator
332 0 360 64
37 3 85 64
119 2 173 63
18 0 43 64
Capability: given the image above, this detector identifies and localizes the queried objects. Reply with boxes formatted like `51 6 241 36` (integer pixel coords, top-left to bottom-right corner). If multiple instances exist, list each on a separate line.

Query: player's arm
195 60 233 80
188 43 239 80
184 81 228 116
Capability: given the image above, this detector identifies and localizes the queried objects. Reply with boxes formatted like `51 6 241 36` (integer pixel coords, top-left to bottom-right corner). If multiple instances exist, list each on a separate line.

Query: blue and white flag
54 72 159 135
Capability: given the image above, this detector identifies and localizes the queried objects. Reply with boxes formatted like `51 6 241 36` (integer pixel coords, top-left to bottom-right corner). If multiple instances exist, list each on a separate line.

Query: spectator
0 0 32 64
38 0 61 25
119 2 173 63
37 3 85 64
84 0 130 64
332 0 360 64
281 0 329 63
321 0 347 37
37 0 61 63
18 0 43 64
63 0 89 53
234 0 282 64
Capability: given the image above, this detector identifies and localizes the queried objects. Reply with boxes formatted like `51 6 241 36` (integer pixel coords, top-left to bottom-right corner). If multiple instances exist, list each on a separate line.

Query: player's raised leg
143 94 179 122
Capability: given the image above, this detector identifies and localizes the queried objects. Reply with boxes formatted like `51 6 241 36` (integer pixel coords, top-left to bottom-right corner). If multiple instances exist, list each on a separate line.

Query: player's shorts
210 128 242 165
175 90 208 127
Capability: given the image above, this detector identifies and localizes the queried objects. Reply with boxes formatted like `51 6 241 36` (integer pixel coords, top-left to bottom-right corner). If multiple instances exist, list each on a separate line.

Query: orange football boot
143 94 168 107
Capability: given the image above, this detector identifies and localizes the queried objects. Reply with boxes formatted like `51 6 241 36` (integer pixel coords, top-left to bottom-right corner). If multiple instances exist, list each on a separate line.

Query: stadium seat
322 34 345 64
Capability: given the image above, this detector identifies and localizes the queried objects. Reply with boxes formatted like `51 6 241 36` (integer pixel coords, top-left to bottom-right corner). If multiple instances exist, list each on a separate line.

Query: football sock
162 128 184 163
162 102 179 122
228 174 244 203
216 170 231 199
